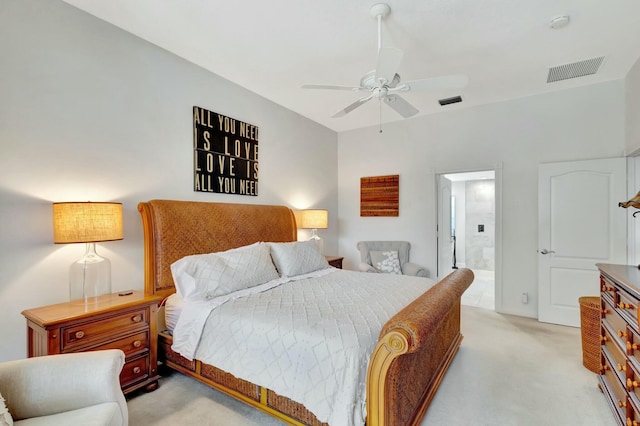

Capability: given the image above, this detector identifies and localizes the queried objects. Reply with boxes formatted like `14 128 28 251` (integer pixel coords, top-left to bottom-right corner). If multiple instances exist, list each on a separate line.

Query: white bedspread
171 269 434 426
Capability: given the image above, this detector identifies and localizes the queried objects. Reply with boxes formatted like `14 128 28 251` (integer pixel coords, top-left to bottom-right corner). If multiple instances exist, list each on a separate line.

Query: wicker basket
579 296 601 374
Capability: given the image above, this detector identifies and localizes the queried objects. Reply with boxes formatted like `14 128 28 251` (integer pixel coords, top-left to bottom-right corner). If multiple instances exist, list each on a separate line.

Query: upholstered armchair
357 241 428 277
0 349 128 425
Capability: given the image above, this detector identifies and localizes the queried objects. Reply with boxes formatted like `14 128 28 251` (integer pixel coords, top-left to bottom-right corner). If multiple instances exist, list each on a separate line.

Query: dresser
22 291 161 394
598 263 640 425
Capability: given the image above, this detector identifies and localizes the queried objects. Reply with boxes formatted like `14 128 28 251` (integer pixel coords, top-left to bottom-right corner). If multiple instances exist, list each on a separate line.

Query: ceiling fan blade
302 84 362 91
332 94 374 118
396 74 469 92
375 47 403 85
383 94 419 118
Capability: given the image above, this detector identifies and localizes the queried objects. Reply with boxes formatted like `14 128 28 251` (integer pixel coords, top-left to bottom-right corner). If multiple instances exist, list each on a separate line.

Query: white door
437 176 453 280
538 158 627 326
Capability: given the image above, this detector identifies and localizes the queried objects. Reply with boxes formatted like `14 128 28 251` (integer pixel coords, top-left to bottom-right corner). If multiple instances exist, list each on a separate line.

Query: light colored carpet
127 306 612 425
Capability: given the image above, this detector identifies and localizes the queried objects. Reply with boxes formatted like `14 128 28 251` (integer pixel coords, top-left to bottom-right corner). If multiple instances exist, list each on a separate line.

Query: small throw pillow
370 250 402 274
269 240 329 277
0 392 13 426
171 242 279 301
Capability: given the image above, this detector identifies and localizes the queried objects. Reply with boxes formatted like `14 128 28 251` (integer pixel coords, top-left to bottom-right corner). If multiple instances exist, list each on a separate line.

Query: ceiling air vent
439 96 462 106
547 56 605 83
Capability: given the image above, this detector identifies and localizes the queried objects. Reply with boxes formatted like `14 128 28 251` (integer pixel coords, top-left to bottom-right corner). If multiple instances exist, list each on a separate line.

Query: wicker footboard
158 331 327 426
367 268 474 426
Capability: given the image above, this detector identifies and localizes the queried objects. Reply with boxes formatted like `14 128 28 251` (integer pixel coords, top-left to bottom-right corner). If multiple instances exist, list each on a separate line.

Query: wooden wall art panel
360 175 399 217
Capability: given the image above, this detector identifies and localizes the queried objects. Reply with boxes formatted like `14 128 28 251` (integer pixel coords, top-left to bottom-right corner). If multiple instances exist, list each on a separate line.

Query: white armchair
357 241 429 277
0 349 128 425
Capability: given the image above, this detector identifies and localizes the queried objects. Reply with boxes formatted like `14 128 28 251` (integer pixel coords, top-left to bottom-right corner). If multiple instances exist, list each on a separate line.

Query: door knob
539 249 555 255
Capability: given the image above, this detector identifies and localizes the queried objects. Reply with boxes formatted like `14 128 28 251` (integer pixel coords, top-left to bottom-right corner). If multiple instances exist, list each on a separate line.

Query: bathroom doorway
440 170 496 310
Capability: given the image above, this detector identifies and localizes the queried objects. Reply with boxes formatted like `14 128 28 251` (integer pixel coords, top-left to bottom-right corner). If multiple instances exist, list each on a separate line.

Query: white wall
626 57 640 155
338 82 626 318
0 0 338 361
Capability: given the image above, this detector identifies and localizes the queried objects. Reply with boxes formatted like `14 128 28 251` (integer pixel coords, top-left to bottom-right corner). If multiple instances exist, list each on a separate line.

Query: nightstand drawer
62 308 148 351
120 355 149 389
88 331 149 358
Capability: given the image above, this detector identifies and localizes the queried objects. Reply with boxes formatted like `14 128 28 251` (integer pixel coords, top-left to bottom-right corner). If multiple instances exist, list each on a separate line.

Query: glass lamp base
309 229 324 255
69 243 112 304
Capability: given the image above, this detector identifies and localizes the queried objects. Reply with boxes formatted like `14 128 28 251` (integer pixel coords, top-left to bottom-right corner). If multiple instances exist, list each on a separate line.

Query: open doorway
441 170 496 310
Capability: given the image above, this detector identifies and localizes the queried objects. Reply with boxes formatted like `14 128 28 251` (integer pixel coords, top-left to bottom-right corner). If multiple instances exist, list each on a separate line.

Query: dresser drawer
62 308 148 351
628 362 640 406
603 324 628 384
603 297 628 350
86 331 149 359
120 355 149 389
602 275 618 302
603 351 629 422
618 289 640 332
629 393 640 426
628 328 640 373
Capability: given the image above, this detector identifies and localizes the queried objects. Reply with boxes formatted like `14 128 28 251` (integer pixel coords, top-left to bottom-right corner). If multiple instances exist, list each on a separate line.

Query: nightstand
22 291 161 394
326 256 344 269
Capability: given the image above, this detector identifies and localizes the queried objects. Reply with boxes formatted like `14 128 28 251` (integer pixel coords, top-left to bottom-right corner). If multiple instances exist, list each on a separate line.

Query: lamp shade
53 202 123 244
300 209 328 229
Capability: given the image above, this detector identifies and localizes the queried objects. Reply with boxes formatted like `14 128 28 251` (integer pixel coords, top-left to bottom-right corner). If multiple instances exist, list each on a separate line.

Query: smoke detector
549 15 570 29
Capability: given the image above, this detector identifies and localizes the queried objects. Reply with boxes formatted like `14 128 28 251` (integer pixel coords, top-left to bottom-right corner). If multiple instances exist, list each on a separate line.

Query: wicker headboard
138 199 297 299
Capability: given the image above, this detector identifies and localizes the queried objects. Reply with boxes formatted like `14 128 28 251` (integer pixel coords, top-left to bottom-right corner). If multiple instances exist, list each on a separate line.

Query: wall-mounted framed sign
193 106 258 196
360 174 399 216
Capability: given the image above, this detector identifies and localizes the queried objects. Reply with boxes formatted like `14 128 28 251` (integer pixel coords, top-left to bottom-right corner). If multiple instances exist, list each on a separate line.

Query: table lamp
300 209 328 254
53 202 123 303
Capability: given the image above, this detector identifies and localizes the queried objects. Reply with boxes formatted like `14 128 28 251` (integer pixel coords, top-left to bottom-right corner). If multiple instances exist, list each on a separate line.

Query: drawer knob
627 342 639 351
618 330 628 338
619 399 627 408
132 315 142 323
627 378 639 390
619 303 634 310
133 340 142 348
133 366 141 374
75 331 85 339
603 364 610 371
601 335 609 343
602 309 610 315
618 363 627 372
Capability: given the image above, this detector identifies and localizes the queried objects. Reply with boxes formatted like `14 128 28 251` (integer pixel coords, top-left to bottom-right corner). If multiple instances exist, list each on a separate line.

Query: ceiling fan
302 3 468 120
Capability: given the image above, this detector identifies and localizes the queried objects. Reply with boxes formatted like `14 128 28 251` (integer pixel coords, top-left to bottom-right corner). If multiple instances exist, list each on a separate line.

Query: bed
138 199 473 426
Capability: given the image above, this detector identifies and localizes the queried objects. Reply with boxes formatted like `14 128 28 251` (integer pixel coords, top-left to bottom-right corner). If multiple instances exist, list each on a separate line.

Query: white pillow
269 240 329 277
171 242 279 301
370 250 402 274
0 392 12 426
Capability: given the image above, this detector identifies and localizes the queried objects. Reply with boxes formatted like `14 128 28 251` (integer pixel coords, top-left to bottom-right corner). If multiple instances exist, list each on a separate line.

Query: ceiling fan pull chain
379 100 383 133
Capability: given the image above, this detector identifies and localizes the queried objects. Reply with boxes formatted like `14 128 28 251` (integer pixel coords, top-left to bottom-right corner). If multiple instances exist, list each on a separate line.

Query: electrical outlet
521 292 529 304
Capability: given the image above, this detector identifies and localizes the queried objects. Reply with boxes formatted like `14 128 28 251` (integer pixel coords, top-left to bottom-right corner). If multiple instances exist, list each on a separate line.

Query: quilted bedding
171 268 434 426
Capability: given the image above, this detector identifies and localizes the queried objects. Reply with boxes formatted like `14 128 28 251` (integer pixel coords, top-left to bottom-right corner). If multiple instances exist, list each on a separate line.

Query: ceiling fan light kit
301 2 468 123
549 15 570 29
